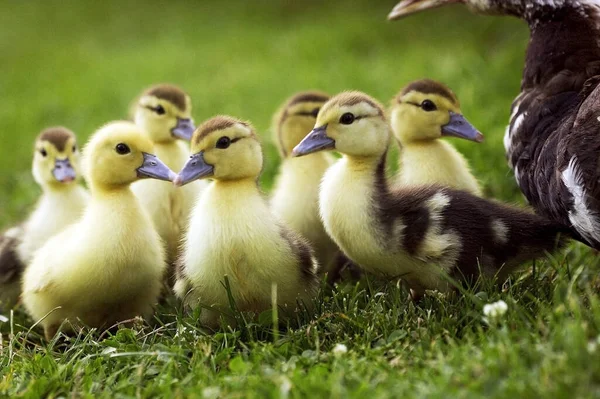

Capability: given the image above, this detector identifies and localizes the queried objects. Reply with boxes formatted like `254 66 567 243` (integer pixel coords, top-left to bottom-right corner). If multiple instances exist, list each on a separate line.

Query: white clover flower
482 300 508 324
332 343 348 356
0 315 8 323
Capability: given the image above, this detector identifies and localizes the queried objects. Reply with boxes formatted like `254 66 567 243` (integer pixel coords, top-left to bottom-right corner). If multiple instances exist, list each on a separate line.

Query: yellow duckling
391 79 483 195
131 84 206 266
174 116 319 328
293 92 566 298
0 127 88 307
22 121 174 340
270 91 340 272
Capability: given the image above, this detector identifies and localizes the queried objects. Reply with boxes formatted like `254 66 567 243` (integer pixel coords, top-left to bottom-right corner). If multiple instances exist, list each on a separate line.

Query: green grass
1 0 600 397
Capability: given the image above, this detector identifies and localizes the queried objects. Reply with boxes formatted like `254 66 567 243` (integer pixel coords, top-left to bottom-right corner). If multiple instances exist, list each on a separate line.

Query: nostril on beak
151 161 157 166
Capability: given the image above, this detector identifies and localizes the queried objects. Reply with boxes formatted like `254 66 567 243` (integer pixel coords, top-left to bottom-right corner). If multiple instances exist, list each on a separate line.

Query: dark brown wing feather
0 230 25 285
504 3 600 248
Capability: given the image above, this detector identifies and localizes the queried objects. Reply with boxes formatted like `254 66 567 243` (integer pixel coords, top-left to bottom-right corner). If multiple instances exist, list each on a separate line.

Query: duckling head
388 0 518 20
32 127 83 189
83 121 176 190
292 91 390 159
273 91 330 157
175 116 261 186
390 79 483 145
133 84 195 143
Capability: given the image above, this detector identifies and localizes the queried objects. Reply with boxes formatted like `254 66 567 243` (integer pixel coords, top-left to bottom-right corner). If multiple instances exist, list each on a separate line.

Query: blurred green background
0 0 527 228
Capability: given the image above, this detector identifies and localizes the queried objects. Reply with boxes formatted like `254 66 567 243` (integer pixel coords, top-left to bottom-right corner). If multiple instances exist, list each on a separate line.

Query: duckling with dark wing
22 121 174 340
0 127 88 308
293 91 567 297
389 0 600 249
391 79 483 195
174 116 319 328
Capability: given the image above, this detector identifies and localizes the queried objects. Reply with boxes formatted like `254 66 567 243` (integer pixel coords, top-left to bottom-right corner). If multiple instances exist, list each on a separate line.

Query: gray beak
291 125 335 157
174 152 214 187
52 159 77 183
137 153 177 182
441 112 484 143
171 118 196 141
388 0 456 20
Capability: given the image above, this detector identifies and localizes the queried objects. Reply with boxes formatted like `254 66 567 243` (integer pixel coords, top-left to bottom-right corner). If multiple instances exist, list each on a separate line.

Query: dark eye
339 112 355 125
310 108 320 118
40 149 47 157
155 105 166 115
216 136 231 149
115 143 131 155
72 145 77 152
421 100 437 112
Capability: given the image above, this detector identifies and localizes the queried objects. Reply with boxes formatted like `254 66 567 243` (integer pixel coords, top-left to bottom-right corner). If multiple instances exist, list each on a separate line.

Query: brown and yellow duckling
0 127 88 308
391 79 483 195
174 116 319 328
293 91 567 298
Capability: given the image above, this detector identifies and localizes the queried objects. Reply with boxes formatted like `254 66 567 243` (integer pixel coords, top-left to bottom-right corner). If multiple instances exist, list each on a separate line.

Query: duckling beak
291 125 335 157
388 0 458 20
52 159 77 183
171 118 196 141
441 112 484 143
174 152 213 187
137 153 177 182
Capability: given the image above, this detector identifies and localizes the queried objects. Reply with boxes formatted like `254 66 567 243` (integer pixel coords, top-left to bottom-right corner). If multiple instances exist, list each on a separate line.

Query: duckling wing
0 228 24 284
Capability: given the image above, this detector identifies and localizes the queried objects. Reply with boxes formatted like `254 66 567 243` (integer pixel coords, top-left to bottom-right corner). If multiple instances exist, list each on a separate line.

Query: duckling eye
310 108 320 118
339 112 355 125
72 145 77 152
40 149 47 157
155 105 166 115
216 136 231 149
421 100 437 112
115 143 131 155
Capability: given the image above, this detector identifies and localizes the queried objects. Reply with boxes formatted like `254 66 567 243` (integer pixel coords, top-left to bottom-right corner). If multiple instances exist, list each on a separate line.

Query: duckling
293 91 567 297
270 91 340 272
22 121 174 340
391 79 483 195
173 116 319 328
0 127 88 307
131 84 206 266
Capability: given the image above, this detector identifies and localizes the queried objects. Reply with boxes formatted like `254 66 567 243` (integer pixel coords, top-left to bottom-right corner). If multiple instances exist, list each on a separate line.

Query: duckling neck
398 139 464 178
212 178 259 194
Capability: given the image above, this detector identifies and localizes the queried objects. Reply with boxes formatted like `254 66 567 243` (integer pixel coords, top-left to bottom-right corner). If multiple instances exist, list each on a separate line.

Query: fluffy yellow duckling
22 121 174 340
391 79 483 195
0 127 88 307
131 84 206 265
174 116 319 328
293 92 567 298
270 91 340 272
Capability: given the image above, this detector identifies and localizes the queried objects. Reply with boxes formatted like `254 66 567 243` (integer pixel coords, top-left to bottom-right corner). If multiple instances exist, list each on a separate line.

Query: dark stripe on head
287 91 330 107
329 91 385 116
398 79 458 105
145 84 188 111
37 127 75 152
193 115 251 146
